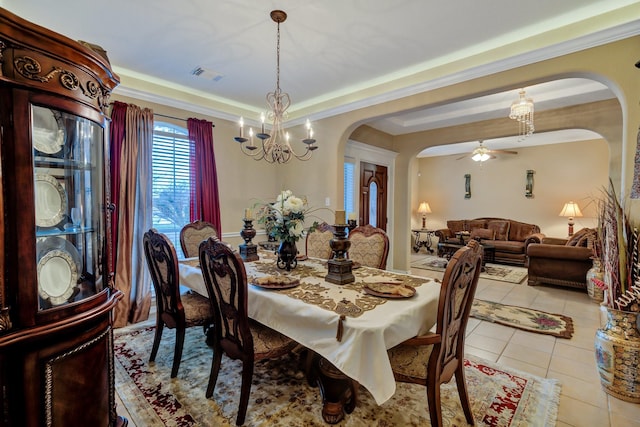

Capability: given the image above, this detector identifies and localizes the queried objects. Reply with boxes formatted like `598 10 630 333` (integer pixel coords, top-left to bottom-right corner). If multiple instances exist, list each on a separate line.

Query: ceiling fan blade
488 149 518 155
455 154 469 160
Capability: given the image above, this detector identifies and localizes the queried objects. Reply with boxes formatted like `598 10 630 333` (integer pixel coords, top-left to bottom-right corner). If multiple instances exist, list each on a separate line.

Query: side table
412 229 435 253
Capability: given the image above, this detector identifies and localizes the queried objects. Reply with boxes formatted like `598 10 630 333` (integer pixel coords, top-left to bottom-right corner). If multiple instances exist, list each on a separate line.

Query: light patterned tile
502 341 552 369
557 395 610 427
464 345 499 363
548 354 600 383
553 341 597 367
550 371 608 409
495 355 548 378
509 330 556 353
465 333 508 354
608 394 640 422
471 321 516 341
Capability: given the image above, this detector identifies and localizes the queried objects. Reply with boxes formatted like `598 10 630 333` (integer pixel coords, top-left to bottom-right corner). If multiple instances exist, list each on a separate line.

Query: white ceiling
2 0 638 150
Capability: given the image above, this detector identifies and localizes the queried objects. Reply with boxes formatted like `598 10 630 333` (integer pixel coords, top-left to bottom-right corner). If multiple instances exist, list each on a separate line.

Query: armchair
526 228 596 290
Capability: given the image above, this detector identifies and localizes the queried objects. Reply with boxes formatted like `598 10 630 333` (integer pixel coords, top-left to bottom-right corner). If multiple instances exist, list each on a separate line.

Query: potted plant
593 181 640 402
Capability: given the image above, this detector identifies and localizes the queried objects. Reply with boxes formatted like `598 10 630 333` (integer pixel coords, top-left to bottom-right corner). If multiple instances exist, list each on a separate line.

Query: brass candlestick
239 219 259 262
325 224 355 285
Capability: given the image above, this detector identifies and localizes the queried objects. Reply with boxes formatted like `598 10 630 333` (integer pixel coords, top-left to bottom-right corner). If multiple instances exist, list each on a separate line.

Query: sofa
526 228 596 290
434 218 543 266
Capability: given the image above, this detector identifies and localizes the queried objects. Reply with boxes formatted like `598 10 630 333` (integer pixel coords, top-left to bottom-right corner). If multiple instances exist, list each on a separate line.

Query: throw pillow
447 220 465 233
566 228 594 247
487 220 510 240
470 228 495 240
467 219 487 231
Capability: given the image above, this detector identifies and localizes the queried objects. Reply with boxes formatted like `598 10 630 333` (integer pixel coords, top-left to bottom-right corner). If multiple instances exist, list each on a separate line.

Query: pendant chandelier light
234 10 317 164
508 88 534 141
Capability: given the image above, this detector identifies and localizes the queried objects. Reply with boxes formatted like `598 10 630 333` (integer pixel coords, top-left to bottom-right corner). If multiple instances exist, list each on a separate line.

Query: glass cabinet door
32 104 105 311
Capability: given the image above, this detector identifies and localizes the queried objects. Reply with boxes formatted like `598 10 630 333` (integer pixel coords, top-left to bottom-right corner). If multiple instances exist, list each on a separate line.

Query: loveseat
434 218 543 266
526 228 596 290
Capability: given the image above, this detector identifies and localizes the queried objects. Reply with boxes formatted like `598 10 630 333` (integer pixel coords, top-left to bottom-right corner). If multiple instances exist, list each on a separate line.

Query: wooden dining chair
143 229 213 378
180 220 218 258
387 239 483 427
305 221 335 259
198 237 297 426
347 224 389 268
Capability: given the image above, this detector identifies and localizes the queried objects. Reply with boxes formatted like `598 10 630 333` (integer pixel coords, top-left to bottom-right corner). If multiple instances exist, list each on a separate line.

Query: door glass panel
32 105 104 311
369 181 377 227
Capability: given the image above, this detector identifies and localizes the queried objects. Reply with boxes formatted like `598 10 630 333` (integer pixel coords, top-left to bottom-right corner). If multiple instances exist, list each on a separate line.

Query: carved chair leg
171 326 185 378
427 381 443 427
236 361 254 426
149 321 164 362
455 366 475 425
206 347 223 398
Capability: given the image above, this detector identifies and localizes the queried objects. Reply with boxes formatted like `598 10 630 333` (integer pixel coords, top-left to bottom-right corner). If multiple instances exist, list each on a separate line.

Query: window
152 122 191 256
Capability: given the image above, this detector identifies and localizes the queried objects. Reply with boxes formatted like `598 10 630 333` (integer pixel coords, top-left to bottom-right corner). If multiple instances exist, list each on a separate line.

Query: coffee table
437 241 495 268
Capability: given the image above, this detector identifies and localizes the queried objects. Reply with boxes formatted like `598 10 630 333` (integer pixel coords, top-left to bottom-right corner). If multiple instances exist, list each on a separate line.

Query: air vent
190 66 223 82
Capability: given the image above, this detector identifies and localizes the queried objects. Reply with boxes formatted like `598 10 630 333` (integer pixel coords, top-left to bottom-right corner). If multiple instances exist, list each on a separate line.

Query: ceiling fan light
472 152 490 162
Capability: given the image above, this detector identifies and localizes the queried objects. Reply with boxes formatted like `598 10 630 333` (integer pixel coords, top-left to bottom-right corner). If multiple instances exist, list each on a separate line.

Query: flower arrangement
255 190 319 244
595 181 640 312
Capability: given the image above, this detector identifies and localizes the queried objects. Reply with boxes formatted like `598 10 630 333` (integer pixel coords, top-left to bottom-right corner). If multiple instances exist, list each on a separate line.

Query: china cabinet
0 8 125 427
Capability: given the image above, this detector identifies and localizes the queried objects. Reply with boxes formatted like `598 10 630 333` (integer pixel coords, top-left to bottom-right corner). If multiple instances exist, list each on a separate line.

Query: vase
277 240 298 271
586 259 605 303
594 306 640 402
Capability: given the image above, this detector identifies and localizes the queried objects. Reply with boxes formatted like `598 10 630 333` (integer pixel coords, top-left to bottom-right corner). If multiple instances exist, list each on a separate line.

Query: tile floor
409 253 640 427
116 253 640 426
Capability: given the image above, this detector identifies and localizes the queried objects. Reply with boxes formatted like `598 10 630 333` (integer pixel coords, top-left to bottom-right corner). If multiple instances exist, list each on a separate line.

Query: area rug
471 299 574 339
114 326 561 427
411 255 528 284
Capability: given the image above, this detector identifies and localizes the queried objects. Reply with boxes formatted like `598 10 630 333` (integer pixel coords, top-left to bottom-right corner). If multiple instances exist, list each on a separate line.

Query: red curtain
108 101 127 274
187 118 222 238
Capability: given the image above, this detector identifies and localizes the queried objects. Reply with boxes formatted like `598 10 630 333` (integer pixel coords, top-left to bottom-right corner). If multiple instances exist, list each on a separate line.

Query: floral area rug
471 299 574 339
114 326 560 427
411 255 528 284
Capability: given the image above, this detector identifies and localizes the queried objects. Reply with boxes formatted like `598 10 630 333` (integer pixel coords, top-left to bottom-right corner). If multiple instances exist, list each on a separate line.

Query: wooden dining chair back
198 237 297 426
180 220 218 258
143 229 213 378
387 239 483 427
305 221 335 259
347 224 389 268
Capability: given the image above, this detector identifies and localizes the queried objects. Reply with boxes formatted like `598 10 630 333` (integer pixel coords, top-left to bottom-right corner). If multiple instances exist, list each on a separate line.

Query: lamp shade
418 202 431 215
559 201 583 218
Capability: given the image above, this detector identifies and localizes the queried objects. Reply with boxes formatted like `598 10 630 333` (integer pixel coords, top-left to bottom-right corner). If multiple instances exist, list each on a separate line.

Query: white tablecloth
178 255 441 405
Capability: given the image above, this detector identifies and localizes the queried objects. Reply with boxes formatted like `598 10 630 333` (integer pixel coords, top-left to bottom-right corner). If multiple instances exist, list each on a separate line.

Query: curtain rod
154 112 215 127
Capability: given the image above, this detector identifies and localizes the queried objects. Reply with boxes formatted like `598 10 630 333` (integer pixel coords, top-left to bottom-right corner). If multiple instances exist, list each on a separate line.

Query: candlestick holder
325 224 355 285
239 219 259 262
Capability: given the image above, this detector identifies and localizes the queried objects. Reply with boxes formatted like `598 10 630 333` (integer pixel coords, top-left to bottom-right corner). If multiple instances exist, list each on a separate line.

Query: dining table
178 250 442 423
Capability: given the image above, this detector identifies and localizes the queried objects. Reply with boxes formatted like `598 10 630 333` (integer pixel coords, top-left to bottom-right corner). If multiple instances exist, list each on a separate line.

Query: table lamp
418 202 431 229
559 201 583 236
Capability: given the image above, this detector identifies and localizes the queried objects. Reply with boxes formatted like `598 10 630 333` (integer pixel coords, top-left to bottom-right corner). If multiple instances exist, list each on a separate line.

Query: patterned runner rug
411 255 528 284
114 326 560 427
471 299 574 339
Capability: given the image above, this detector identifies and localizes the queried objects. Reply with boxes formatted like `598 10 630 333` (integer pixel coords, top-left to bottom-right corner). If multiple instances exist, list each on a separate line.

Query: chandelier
508 88 534 141
234 10 317 164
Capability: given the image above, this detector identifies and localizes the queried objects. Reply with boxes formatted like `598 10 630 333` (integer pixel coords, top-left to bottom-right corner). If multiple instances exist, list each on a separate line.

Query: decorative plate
32 106 65 155
37 248 78 305
363 283 416 298
34 173 67 228
37 236 82 273
252 276 300 290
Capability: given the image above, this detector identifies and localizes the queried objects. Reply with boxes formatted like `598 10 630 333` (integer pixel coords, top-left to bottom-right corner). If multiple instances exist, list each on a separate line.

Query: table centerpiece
255 190 319 271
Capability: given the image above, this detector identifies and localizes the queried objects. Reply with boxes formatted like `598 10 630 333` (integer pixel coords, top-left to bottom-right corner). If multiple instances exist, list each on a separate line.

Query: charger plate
363 283 416 298
32 106 65 155
34 173 67 228
37 248 78 305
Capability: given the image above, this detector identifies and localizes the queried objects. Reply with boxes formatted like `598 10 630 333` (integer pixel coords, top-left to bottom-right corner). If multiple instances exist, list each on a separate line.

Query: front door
359 162 387 231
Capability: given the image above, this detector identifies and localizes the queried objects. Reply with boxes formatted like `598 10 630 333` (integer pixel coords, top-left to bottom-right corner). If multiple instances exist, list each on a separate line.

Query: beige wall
415 139 609 238
114 35 640 270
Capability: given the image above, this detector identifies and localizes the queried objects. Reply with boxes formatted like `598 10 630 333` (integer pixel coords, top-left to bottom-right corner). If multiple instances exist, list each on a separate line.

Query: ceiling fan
456 141 518 162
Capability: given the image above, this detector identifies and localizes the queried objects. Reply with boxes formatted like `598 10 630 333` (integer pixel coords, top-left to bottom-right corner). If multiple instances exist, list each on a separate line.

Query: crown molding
114 19 640 124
